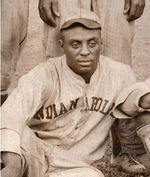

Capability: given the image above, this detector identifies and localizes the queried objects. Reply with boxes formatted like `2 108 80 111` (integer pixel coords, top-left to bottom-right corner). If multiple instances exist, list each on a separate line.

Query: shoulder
100 55 134 76
19 55 66 85
100 55 136 88
29 55 65 76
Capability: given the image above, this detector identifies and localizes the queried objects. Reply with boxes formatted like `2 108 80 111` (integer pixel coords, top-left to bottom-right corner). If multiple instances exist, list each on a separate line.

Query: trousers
1 0 29 95
20 127 103 177
114 112 150 169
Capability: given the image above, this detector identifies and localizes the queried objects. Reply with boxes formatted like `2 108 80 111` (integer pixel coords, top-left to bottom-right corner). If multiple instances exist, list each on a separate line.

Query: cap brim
60 18 101 31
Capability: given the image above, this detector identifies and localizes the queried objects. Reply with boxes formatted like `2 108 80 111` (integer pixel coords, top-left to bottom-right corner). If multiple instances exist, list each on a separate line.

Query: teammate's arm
38 0 59 26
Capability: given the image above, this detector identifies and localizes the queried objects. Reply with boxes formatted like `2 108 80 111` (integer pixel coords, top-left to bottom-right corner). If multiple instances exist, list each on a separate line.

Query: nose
80 43 90 56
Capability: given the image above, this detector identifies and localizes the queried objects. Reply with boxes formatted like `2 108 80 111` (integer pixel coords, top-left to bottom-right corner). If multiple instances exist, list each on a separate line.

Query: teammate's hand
1 152 22 177
139 93 150 109
124 0 145 22
38 0 59 27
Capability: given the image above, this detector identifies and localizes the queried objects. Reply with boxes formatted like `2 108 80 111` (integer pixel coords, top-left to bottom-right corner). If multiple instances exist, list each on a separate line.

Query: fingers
38 0 59 26
52 0 59 17
124 0 145 22
124 0 131 14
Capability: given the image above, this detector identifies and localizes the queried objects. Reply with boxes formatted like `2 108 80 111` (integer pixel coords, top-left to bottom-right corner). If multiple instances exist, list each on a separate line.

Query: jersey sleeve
112 65 137 119
0 62 54 155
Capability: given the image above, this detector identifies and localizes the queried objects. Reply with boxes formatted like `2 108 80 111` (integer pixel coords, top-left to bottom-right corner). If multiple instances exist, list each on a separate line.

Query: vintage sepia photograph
1 0 150 176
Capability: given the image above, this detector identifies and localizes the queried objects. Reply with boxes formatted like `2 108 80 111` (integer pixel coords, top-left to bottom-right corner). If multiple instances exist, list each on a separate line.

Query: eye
71 41 81 48
88 40 97 47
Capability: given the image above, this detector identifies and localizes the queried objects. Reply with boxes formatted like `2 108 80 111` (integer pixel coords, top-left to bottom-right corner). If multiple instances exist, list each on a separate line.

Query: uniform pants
1 0 29 95
20 127 104 177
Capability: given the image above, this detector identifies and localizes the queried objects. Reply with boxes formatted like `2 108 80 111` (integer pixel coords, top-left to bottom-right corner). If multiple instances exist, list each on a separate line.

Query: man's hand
139 93 150 109
38 0 59 27
124 0 145 22
1 152 22 177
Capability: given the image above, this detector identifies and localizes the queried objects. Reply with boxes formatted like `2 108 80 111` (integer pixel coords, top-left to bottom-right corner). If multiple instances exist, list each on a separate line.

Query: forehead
61 25 101 41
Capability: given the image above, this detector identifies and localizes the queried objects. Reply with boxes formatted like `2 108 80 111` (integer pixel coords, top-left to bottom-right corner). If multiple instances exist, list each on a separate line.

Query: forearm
118 89 150 117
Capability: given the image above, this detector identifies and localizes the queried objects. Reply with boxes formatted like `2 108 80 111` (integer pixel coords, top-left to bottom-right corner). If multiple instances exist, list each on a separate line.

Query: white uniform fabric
1 0 29 94
1 55 135 176
44 0 134 65
113 78 150 119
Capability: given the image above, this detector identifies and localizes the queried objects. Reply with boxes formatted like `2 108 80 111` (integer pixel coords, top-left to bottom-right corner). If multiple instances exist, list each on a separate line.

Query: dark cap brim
60 18 101 31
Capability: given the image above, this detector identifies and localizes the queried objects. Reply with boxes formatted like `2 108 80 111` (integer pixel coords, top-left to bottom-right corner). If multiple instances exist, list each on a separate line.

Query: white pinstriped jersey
1 55 136 163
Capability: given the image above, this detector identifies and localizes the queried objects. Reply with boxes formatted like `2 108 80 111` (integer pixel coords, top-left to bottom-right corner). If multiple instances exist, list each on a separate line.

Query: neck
80 71 95 84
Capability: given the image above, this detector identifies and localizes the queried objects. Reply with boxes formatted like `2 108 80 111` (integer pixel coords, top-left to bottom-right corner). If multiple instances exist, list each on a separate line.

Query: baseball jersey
1 55 136 165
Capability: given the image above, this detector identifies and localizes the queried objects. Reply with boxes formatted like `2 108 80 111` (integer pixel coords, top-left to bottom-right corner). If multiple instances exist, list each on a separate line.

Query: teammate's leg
97 0 134 65
1 0 29 105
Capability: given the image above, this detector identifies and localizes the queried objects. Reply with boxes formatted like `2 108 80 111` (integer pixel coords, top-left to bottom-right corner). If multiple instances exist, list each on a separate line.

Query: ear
59 39 64 48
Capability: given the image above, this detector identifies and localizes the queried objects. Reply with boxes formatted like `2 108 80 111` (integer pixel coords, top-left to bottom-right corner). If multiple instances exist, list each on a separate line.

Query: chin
78 67 92 74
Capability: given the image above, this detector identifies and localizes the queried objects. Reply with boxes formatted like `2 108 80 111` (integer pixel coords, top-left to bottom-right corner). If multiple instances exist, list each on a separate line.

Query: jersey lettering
34 97 114 120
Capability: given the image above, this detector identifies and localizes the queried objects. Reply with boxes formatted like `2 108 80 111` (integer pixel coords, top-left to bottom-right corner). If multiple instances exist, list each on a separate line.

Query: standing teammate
2 9 148 177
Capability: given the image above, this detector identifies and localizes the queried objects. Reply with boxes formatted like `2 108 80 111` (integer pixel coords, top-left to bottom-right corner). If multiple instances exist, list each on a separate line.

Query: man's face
61 25 101 82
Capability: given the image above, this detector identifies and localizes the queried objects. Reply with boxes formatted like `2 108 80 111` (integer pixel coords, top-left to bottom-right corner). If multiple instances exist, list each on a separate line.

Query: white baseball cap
60 8 101 31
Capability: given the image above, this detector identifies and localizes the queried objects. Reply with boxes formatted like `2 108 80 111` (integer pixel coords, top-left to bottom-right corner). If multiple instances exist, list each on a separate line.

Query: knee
82 167 104 177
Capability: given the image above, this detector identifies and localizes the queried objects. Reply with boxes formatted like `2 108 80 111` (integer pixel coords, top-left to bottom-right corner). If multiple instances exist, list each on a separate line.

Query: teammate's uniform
1 55 135 177
1 0 29 96
44 0 134 65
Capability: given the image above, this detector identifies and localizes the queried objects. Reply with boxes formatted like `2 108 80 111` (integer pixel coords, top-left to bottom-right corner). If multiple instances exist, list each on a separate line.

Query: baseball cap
60 8 101 31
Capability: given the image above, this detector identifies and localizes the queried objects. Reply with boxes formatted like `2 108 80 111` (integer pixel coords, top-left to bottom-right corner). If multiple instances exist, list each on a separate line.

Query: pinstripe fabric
1 0 29 94
97 0 134 65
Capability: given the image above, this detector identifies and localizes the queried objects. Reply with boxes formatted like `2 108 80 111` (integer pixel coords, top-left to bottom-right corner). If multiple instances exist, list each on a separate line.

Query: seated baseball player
113 78 150 173
0 9 148 177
